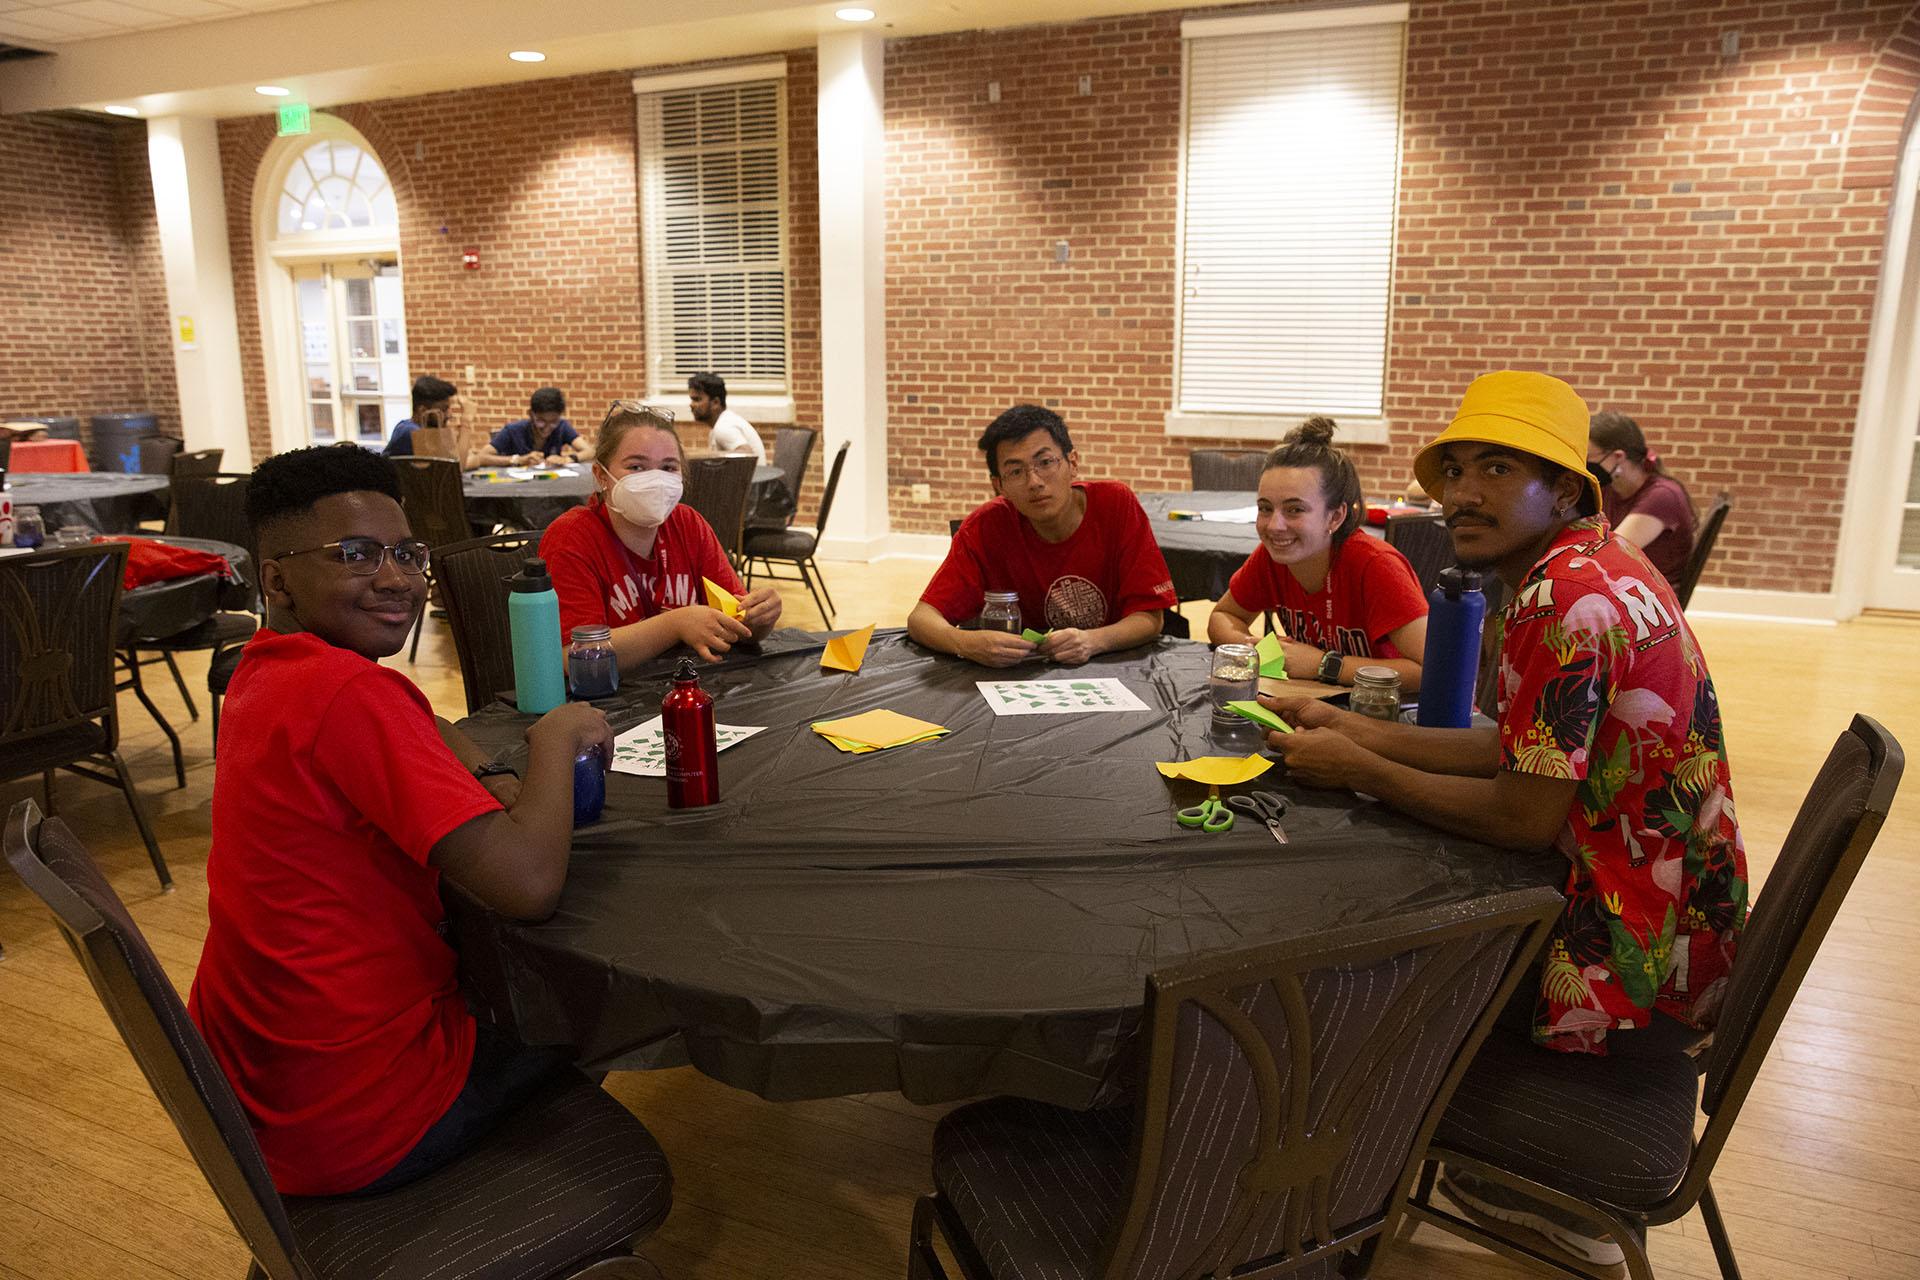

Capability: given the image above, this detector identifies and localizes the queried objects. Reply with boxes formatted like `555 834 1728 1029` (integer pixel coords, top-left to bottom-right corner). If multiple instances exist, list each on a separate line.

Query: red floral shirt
1494 516 1748 1054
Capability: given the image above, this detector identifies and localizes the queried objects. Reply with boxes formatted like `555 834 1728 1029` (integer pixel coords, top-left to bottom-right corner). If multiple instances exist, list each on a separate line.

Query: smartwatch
473 761 519 782
1315 650 1344 684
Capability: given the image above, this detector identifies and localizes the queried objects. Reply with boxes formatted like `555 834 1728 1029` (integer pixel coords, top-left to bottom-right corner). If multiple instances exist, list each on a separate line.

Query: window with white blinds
636 65 790 403
1172 6 1407 437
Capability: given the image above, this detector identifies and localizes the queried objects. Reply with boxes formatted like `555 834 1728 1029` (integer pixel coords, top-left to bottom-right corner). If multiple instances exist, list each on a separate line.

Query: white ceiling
0 0 1263 119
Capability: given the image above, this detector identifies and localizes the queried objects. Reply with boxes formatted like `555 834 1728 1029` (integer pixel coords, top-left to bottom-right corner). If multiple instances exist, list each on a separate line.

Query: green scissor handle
1176 787 1235 833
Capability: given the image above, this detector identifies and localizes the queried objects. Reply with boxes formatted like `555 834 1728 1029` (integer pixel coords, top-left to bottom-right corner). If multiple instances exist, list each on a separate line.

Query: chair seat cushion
1433 1031 1699 1211
284 1071 672 1280
207 641 246 695
0 723 111 781
743 526 818 559
130 611 258 651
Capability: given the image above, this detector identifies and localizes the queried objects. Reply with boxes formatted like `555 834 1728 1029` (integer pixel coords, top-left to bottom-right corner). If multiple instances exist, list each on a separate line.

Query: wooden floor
2 559 1916 1280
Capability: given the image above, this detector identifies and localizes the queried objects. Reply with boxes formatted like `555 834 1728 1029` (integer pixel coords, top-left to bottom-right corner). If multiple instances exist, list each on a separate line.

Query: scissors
1228 792 1290 844
1176 785 1235 833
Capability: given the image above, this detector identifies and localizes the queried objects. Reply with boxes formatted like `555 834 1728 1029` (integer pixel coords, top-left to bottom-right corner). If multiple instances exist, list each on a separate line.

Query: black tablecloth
455 631 1560 1107
12 473 170 536
463 465 786 532
118 536 254 644
1138 489 1261 601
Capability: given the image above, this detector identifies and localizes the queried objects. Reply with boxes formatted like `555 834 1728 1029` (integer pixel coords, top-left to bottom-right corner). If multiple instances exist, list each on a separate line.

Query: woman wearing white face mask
540 403 782 670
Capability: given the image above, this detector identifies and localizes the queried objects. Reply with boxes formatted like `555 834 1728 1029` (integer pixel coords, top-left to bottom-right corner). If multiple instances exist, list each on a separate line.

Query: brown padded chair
909 888 1563 1280
1188 448 1267 492
1674 491 1731 610
4 798 674 1280
1404 714 1904 1280
681 452 758 569
434 530 544 714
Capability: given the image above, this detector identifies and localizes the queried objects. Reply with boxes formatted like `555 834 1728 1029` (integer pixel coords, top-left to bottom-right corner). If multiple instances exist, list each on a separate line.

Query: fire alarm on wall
461 247 480 270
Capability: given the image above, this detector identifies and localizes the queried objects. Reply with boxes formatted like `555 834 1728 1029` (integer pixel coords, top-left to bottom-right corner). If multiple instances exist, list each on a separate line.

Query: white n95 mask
608 470 683 528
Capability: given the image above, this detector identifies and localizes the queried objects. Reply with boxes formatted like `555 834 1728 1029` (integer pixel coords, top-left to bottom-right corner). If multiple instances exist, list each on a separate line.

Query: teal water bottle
508 558 566 714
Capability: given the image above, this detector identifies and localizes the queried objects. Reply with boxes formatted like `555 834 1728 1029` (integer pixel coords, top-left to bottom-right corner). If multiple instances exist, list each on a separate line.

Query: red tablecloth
7 439 89 473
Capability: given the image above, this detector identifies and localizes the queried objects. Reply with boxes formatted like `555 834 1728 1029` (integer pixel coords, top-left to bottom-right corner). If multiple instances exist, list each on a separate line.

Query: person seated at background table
188 444 616 1197
0 420 49 441
465 385 591 470
689 371 767 462
382 374 460 457
1206 417 1429 691
542 401 781 669
909 403 1176 667
1588 408 1697 588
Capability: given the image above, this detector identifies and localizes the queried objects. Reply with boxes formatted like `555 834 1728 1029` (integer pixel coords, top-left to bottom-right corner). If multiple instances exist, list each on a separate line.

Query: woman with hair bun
1206 417 1428 690
1587 410 1696 586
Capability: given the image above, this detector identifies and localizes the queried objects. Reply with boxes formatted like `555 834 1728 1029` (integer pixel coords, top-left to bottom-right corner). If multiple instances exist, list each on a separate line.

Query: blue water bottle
508 557 566 715
1416 566 1486 728
573 745 606 825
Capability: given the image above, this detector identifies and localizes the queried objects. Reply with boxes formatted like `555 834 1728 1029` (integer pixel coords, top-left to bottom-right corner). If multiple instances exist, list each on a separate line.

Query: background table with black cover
456 630 1560 1110
1137 489 1261 601
463 464 787 532
12 472 170 536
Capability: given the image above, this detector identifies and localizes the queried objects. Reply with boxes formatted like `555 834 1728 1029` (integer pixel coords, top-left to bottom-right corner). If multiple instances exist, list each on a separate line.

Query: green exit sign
277 102 311 136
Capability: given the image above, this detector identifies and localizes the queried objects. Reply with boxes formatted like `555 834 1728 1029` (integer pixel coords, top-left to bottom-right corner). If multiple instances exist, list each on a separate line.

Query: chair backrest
812 441 850 540
772 426 818 499
1675 490 1731 609
137 434 183 475
682 453 758 559
434 531 545 713
1694 716 1901 1148
1188 449 1267 492
1100 888 1562 1280
4 801 313 1280
0 542 129 754
391 456 472 548
409 425 463 461
171 447 225 480
1383 513 1454 598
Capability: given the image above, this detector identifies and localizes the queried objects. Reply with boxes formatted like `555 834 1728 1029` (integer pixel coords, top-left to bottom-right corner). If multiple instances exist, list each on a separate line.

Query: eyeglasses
609 399 674 423
998 453 1065 484
275 537 431 576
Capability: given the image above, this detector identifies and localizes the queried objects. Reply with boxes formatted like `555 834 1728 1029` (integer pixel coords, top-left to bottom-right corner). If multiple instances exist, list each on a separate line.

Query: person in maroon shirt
909 404 1177 667
189 445 619 1196
1587 409 1697 587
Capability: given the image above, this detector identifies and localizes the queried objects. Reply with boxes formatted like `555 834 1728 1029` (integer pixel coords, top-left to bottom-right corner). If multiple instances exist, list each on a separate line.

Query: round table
462 465 786 532
118 535 254 644
456 631 1560 1108
11 473 169 536
1138 490 1261 601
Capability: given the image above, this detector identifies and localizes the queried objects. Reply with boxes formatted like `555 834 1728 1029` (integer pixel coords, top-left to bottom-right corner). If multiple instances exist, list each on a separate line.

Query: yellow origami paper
1155 754 1274 786
812 708 949 751
820 624 876 673
704 576 742 617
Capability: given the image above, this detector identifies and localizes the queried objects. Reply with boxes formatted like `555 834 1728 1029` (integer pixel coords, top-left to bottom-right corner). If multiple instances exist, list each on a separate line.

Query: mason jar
980 590 1022 635
567 624 620 699
1350 665 1403 721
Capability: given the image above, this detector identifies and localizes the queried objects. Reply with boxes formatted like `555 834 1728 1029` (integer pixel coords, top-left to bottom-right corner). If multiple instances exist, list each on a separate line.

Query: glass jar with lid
1349 665 1403 721
566 624 620 699
979 590 1022 635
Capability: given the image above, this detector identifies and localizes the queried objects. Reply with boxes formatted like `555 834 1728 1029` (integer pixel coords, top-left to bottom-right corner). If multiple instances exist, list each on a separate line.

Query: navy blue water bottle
1416 566 1486 728
572 744 606 825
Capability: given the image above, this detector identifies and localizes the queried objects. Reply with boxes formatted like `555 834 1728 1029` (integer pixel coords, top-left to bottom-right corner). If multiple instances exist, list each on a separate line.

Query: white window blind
637 73 790 399
1175 9 1406 425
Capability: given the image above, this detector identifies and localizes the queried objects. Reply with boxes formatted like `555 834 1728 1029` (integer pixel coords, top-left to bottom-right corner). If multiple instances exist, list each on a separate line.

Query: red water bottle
662 657 719 808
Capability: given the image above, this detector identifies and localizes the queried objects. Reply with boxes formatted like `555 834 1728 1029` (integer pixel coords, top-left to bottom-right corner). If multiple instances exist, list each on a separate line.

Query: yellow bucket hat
1413 370 1600 512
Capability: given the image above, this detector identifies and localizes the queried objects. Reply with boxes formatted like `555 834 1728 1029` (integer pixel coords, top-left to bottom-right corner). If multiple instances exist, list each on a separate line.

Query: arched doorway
251 115 410 453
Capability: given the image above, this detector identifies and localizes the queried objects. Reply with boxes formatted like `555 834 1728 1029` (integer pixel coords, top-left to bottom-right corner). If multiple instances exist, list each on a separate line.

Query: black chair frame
434 530 546 714
1675 491 1731 610
744 441 848 626
391 456 475 662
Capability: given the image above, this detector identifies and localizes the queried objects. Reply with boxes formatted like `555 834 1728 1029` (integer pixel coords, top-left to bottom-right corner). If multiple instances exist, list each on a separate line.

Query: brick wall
885 0 1920 594
0 113 178 442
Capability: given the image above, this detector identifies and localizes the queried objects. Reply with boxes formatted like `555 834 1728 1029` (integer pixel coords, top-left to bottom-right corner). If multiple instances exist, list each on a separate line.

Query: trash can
90 413 160 474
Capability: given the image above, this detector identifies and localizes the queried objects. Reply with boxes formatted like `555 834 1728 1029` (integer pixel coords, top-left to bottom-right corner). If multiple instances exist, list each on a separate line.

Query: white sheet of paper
610 715 765 776
1195 505 1257 523
977 678 1152 717
505 465 580 480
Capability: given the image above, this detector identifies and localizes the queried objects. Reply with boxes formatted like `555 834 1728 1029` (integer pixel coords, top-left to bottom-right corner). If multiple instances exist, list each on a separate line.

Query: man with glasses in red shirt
909 404 1177 667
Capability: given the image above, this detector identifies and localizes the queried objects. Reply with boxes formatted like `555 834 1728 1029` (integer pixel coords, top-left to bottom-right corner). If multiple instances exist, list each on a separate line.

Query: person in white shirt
689 372 766 463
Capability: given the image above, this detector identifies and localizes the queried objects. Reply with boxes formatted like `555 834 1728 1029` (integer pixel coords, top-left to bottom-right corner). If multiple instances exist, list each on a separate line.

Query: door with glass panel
292 258 410 448
1875 403 1920 610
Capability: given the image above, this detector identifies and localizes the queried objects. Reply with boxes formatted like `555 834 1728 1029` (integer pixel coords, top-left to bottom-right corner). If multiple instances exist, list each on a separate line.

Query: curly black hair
246 444 401 543
977 404 1072 476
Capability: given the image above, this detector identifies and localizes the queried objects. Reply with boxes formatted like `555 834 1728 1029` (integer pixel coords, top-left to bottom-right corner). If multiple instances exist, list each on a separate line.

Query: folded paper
1155 754 1274 786
811 708 949 752
1227 700 1292 733
1255 633 1289 679
704 576 742 617
1021 628 1049 645
820 624 876 672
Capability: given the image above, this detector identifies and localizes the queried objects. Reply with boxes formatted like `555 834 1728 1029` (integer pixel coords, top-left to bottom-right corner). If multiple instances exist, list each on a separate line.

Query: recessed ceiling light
255 85 291 97
103 105 140 118
509 50 546 63
836 7 876 20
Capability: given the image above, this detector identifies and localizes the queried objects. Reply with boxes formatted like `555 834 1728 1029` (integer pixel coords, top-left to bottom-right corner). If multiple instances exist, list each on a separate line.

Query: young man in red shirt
189 445 617 1196
1262 371 1747 1267
909 404 1177 667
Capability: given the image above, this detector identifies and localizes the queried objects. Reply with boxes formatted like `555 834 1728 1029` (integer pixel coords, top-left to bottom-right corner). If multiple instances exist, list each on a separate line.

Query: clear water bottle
1350 666 1403 721
567 624 619 699
980 590 1022 635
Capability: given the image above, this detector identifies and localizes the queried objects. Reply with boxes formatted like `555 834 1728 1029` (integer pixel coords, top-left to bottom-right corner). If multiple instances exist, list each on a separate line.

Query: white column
815 30 889 558
147 116 253 466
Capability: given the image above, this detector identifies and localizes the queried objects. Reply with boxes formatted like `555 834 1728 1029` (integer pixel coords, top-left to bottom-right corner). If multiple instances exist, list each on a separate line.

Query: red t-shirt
920 480 1177 630
541 498 745 638
1225 532 1427 659
188 630 502 1194
1602 473 1695 587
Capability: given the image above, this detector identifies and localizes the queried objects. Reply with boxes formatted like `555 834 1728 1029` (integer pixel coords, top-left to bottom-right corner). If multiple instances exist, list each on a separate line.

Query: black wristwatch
1316 650 1344 683
473 761 519 782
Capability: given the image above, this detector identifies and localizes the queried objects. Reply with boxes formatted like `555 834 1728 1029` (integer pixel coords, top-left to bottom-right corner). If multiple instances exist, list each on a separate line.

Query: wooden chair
743 442 848 625
909 888 1563 1280
0 543 168 895
1404 714 1904 1280
4 799 673 1280
681 453 758 570
1675 491 1731 610
433 531 545 714
391 456 475 661
1188 448 1267 492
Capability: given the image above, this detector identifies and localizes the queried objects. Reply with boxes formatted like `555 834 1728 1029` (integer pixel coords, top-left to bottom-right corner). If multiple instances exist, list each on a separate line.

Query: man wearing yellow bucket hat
1259 371 1748 1266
